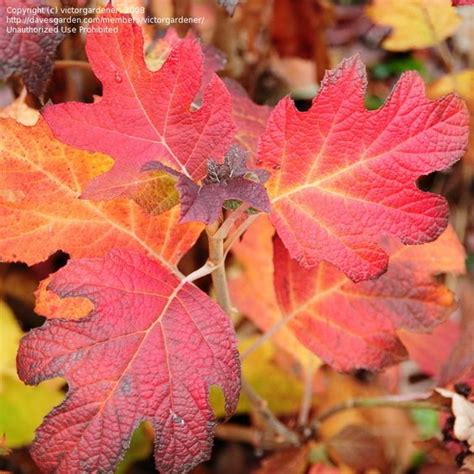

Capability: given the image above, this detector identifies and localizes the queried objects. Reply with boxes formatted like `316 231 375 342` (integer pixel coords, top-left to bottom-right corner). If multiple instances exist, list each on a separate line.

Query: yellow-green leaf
212 338 305 417
367 0 460 51
0 301 64 448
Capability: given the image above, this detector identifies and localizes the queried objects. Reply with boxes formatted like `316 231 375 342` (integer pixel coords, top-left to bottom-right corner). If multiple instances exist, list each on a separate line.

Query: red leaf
229 216 319 368
0 0 64 96
231 217 464 371
254 445 310 474
223 78 271 160
257 56 469 282
327 424 388 471
440 281 474 386
273 227 465 371
399 319 461 379
17 249 240 473
43 9 235 199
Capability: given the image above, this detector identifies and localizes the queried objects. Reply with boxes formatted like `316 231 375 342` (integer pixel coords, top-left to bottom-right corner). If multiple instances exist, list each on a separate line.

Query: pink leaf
43 9 236 199
257 56 469 282
18 249 240 473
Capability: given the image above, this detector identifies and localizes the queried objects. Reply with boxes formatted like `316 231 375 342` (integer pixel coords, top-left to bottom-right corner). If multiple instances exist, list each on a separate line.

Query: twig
206 220 234 316
215 423 262 447
436 41 454 73
183 261 220 283
54 60 91 70
215 423 297 450
298 360 317 430
242 379 300 447
241 316 290 360
223 213 260 255
206 216 300 447
311 392 449 431
213 204 250 241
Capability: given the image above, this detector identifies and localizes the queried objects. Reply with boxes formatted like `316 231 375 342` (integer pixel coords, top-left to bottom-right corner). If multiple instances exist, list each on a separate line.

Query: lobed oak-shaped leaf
43 9 235 200
428 70 474 166
0 118 202 269
229 216 322 370
232 217 464 371
273 226 465 371
0 0 64 96
17 249 240 473
257 56 469 282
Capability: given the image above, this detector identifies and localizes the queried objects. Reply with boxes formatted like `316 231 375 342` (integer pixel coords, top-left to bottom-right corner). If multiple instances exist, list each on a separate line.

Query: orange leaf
0 118 203 270
34 277 93 320
230 216 321 370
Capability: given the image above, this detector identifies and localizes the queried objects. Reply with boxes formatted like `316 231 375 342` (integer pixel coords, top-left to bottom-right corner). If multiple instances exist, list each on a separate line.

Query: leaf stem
183 261 220 283
298 360 317 430
436 41 454 73
215 423 296 450
241 315 290 360
206 215 300 447
223 213 259 255
214 204 250 241
215 423 262 447
206 220 234 316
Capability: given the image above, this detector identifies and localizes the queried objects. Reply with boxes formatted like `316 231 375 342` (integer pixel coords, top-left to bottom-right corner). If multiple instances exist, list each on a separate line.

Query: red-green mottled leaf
257 56 469 282
43 9 235 200
18 249 240 473
0 118 202 269
145 145 270 224
0 0 64 96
